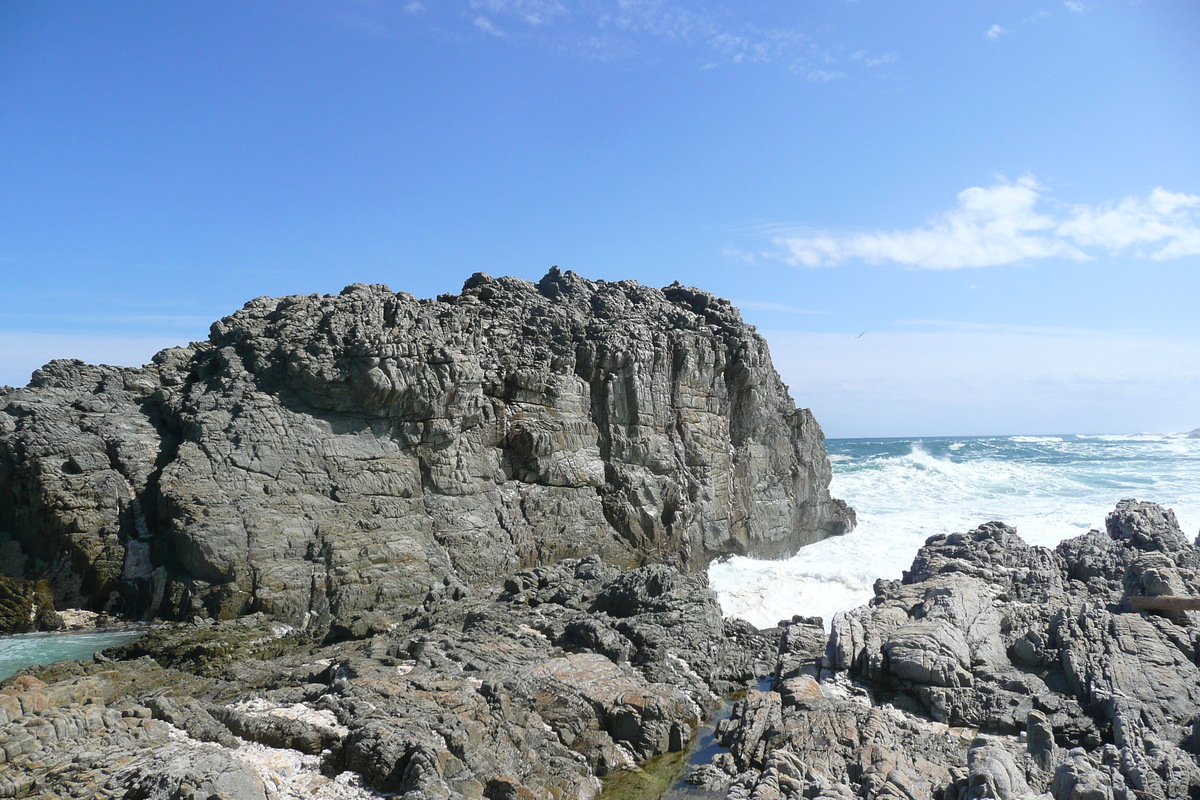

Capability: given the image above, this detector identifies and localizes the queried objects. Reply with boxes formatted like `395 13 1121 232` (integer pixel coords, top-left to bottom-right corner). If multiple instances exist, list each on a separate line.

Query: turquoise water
0 629 145 682
711 432 1200 628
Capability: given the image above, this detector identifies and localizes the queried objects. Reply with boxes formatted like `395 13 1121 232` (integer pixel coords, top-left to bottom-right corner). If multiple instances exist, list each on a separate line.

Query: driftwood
1127 595 1200 612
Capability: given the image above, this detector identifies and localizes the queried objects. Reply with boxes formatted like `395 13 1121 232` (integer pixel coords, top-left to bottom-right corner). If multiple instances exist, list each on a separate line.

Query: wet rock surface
0 576 60 633
0 270 851 626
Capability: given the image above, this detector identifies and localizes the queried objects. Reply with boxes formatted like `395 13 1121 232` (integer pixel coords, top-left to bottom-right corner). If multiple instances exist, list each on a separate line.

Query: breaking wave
710 433 1200 629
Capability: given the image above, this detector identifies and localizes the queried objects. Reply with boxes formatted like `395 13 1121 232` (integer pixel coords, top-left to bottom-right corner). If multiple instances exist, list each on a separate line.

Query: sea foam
710 433 1200 629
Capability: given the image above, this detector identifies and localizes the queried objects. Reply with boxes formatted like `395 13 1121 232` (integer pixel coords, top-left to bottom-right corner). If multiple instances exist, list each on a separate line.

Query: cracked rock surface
1 557 778 799
703 500 1200 800
3 496 1197 799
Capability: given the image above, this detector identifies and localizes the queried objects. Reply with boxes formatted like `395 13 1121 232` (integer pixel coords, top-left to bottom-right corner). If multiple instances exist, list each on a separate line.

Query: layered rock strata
0 270 852 627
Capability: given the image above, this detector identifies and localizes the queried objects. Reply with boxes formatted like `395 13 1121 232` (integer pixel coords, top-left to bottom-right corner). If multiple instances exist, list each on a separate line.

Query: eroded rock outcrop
4 498 1197 799
0 270 852 627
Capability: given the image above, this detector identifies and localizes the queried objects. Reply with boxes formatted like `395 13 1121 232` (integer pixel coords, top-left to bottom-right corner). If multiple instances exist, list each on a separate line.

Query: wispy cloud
863 53 896 68
333 12 388 38
802 68 846 83
474 15 505 35
1056 189 1200 259
768 176 1200 269
894 319 1130 338
472 0 566 26
583 2 817 67
987 3 1081 42
378 1 884 77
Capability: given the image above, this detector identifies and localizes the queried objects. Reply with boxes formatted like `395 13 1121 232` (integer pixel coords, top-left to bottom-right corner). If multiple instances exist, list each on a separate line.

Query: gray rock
718 501 1200 800
0 271 852 628
965 739 1032 800
1 557 778 799
1052 748 1134 800
1105 499 1190 553
1028 711 1059 773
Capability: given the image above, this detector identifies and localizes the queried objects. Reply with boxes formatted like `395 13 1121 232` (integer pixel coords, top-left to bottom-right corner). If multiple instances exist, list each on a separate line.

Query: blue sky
2 0 1198 437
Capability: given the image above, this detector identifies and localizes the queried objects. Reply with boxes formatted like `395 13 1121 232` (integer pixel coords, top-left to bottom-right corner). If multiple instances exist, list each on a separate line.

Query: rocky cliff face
0 269 853 627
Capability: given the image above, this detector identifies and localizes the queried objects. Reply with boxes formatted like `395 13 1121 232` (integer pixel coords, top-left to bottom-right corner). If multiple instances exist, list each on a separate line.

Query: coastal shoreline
4 500 1200 799
2 275 1197 798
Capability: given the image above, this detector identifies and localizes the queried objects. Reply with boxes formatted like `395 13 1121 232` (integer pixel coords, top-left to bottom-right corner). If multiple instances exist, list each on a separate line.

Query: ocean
0 629 145 681
709 432 1200 630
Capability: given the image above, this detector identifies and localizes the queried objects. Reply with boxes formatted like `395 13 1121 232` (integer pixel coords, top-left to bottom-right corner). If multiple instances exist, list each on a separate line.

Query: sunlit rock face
0 268 853 626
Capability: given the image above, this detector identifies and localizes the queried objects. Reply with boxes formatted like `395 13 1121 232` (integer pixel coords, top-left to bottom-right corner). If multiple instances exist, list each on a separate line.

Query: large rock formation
0 269 852 628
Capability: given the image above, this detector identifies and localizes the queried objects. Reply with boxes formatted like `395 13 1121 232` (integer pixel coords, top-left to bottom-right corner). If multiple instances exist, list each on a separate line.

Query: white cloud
770 177 1200 269
721 246 757 264
849 50 896 67
775 176 1086 269
804 69 846 82
1056 188 1200 259
471 0 566 25
985 24 1008 40
732 300 823 315
597 2 813 67
333 12 388 37
388 2 859 75
1064 1 1086 12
